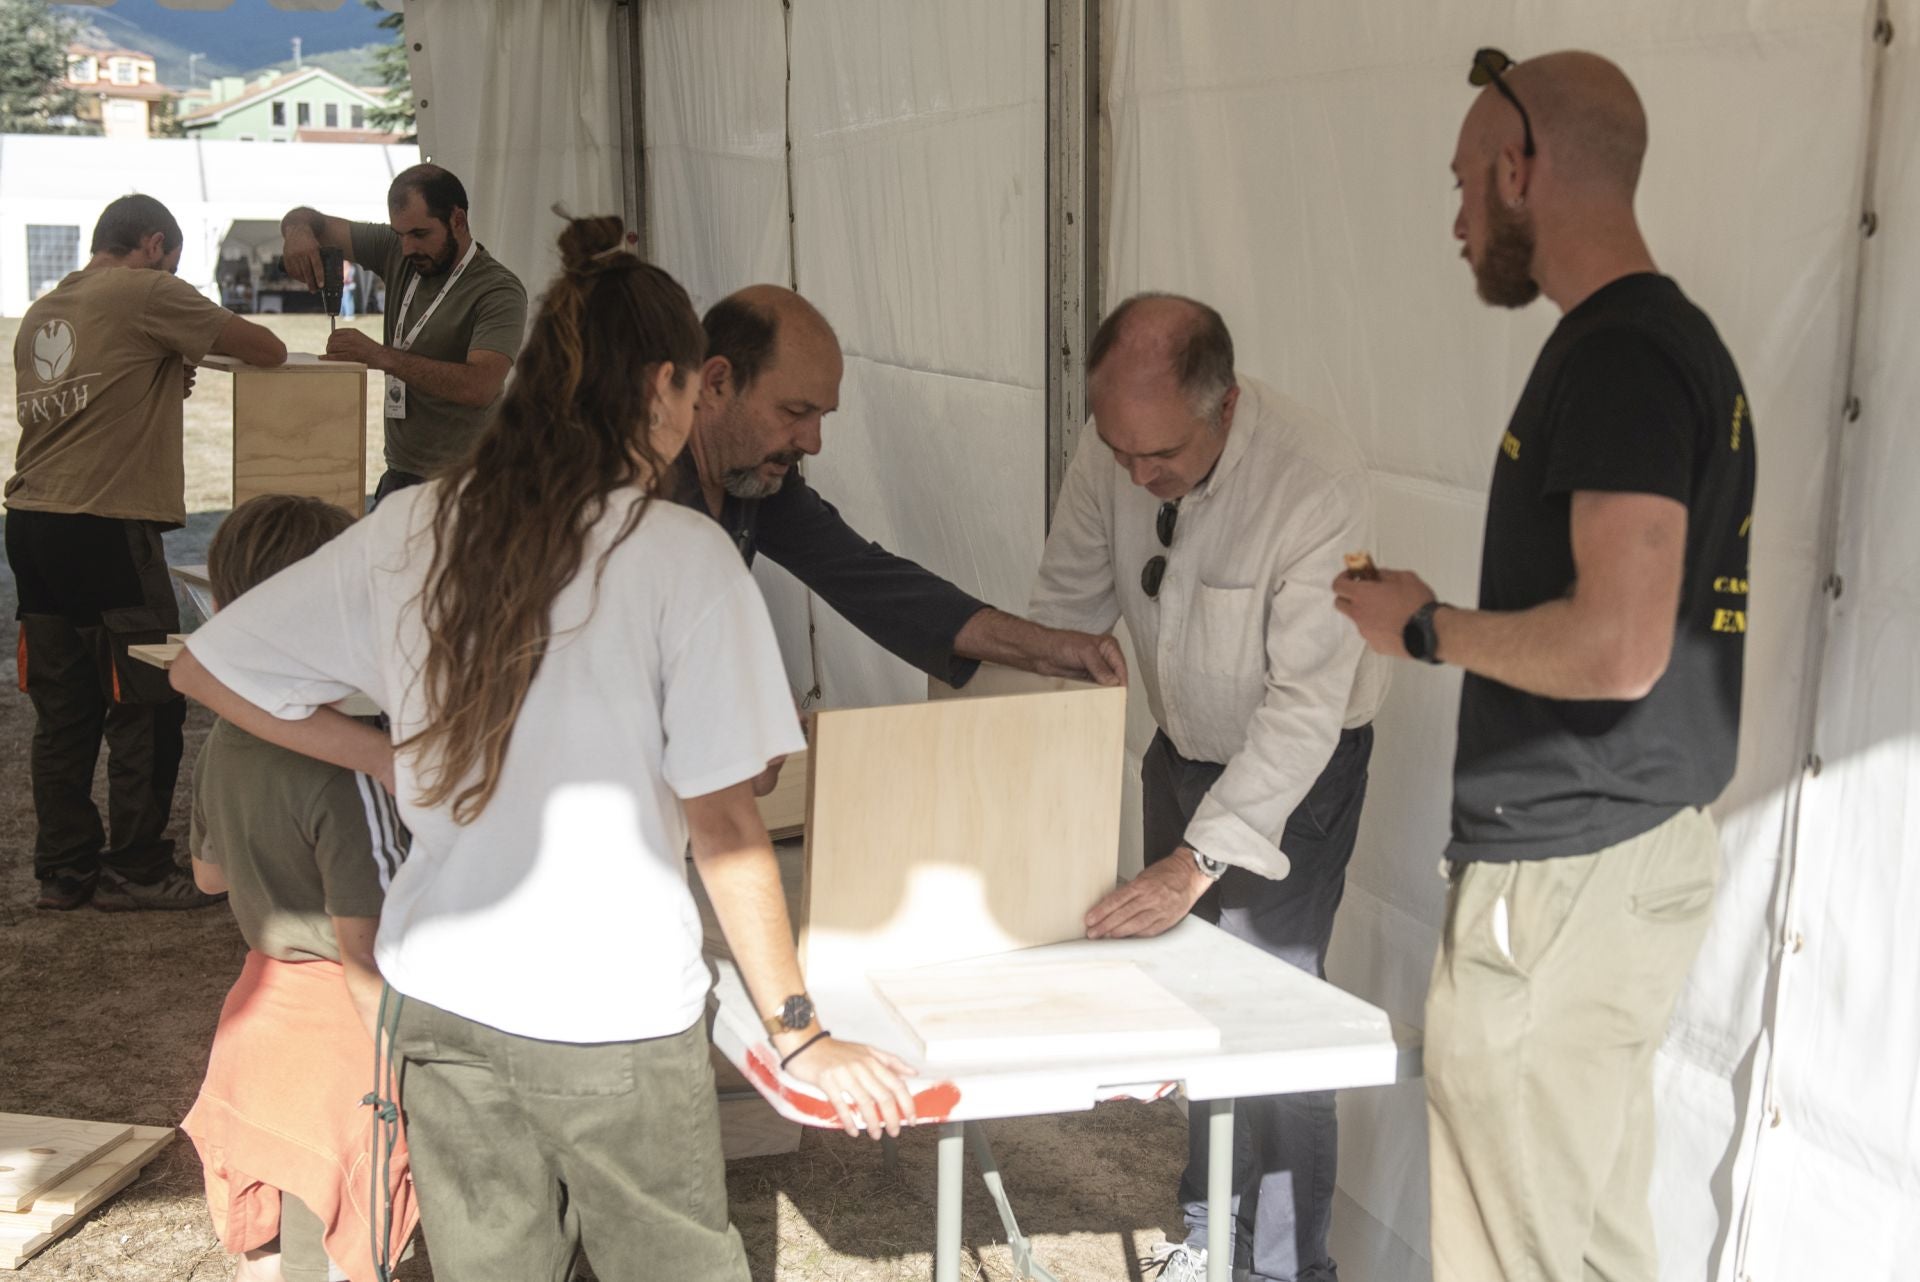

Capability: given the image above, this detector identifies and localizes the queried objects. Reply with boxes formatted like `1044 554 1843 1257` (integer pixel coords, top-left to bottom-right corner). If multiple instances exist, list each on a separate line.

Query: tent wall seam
1728 3 1894 1274
780 0 826 706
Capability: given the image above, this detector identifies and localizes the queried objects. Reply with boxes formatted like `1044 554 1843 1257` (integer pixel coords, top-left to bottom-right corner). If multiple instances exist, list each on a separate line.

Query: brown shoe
92 868 226 912
36 875 96 911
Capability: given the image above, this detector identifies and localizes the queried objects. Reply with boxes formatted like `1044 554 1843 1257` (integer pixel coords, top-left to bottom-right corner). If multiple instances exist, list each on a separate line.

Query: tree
363 0 414 139
0 0 82 134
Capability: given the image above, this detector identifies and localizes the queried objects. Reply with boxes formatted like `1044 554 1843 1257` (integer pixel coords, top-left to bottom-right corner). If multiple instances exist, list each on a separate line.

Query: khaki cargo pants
1425 808 1721 1282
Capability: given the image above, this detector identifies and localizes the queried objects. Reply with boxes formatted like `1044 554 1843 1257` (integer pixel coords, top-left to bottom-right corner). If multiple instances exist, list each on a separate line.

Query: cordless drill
320 246 345 332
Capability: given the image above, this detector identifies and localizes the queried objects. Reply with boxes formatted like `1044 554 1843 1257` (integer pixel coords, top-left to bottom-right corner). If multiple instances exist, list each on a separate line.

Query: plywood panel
927 662 1091 701
799 684 1127 979
0 1116 132 1214
226 363 367 515
871 960 1219 1065
755 746 809 841
0 1127 172 1268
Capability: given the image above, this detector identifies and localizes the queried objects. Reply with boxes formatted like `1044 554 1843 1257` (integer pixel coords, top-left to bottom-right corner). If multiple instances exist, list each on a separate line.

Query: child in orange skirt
181 495 416 1282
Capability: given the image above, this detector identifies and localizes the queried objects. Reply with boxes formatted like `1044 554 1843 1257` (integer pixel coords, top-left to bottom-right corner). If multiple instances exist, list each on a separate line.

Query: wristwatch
763 993 816 1037
1191 847 1226 880
1402 600 1445 665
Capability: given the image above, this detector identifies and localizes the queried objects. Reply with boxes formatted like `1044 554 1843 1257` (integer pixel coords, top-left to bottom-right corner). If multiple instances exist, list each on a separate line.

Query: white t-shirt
187 484 806 1043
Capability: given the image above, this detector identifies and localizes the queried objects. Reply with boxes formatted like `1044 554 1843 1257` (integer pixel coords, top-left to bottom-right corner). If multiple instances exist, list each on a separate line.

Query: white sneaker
1145 1241 1209 1282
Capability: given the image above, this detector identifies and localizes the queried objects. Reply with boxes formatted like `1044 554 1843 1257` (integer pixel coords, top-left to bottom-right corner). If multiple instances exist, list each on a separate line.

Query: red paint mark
742 1045 962 1127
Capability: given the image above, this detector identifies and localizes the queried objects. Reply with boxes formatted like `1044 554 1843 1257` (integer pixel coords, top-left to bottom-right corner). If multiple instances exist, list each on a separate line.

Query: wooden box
204 354 366 515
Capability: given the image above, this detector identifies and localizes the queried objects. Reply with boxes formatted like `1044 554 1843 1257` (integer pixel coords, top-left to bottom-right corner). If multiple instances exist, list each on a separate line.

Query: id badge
384 373 408 420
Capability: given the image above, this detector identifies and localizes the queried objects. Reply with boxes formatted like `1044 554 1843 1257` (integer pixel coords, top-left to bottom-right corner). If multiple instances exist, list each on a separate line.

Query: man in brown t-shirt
6 194 286 911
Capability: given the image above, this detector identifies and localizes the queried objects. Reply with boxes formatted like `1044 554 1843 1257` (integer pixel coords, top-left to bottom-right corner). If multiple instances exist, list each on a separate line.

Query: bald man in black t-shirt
1333 50 1753 1282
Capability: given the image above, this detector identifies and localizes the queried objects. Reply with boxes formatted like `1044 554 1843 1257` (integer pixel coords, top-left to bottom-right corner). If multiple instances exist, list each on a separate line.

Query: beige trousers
1426 808 1721 1282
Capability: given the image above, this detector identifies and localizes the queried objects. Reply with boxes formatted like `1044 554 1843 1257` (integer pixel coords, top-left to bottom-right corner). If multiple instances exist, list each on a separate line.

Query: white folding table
705 914 1417 1282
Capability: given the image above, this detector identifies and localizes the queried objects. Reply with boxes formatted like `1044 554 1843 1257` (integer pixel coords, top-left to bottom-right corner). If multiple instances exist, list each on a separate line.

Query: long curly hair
400 216 705 823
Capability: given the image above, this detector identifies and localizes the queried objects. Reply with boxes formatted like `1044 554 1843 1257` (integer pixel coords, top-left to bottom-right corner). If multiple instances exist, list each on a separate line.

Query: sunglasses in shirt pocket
100 606 181 705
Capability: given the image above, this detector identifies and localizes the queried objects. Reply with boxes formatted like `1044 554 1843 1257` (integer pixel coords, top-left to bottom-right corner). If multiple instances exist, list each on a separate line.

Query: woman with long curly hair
174 216 914 1281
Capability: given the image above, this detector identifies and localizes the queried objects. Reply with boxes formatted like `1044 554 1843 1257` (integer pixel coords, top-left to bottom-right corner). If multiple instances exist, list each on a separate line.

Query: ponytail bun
555 211 637 278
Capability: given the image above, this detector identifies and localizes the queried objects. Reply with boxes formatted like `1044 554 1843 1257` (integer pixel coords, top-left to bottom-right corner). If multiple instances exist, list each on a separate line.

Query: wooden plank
755 746 809 841
0 1128 172 1269
0 1116 133 1214
798 684 1127 980
228 363 367 515
871 960 1219 1066
927 662 1093 701
127 641 182 671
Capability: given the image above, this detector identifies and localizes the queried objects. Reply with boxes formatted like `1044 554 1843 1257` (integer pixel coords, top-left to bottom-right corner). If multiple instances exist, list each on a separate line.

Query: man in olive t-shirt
280 164 527 503
6 194 285 912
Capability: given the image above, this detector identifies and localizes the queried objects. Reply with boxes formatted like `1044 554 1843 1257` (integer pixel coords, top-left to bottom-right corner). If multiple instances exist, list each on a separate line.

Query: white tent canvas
0 135 417 316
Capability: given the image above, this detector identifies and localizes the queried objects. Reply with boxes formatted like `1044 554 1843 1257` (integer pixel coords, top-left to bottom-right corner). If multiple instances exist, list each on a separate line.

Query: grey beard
721 467 784 499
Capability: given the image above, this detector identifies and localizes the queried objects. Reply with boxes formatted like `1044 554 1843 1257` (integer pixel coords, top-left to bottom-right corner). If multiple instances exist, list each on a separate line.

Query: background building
64 45 173 141
177 67 395 144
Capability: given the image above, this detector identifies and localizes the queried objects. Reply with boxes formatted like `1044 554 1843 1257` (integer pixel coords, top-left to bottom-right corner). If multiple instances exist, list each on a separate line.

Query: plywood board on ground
871 960 1220 1065
0 1116 133 1214
755 747 809 841
798 684 1127 980
0 1127 173 1268
225 362 367 515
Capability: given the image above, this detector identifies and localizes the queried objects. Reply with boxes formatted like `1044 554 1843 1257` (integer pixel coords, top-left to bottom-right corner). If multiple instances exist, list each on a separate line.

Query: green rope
360 982 406 1282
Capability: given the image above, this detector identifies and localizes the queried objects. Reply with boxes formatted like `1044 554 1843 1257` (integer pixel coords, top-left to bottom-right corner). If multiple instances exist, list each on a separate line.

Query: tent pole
613 0 649 256
1045 0 1099 527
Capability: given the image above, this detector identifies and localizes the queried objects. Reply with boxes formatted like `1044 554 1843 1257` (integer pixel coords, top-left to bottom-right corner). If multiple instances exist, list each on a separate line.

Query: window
111 59 137 86
26 226 81 301
69 56 97 84
272 102 286 127
324 103 339 128
350 104 366 129
296 102 311 126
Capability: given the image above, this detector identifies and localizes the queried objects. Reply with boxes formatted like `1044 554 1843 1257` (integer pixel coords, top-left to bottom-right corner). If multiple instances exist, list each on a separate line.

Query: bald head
1088 293 1236 422
1465 51 1647 199
703 285 839 393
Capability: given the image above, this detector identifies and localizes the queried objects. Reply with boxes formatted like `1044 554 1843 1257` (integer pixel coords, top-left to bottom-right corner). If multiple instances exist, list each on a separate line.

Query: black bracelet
779 1029 831 1072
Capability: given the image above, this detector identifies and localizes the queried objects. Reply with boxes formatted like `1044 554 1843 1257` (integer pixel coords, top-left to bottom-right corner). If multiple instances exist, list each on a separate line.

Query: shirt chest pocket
1186 582 1264 678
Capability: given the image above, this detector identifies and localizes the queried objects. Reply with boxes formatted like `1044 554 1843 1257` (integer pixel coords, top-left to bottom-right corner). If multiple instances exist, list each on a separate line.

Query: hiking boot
36 875 96 911
92 867 226 912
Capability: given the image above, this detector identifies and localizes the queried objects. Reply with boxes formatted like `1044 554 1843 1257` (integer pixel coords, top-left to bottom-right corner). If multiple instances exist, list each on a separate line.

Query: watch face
779 994 815 1030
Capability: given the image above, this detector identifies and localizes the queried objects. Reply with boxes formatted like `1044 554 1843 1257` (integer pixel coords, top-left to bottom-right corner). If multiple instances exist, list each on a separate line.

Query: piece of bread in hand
1343 551 1381 581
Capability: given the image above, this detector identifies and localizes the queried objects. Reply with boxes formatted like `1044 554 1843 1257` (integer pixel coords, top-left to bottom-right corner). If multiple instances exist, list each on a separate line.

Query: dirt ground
0 315 1189 1280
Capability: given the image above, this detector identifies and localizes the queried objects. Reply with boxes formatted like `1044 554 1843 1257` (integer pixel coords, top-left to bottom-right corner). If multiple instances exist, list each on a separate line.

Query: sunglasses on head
1469 47 1536 158
1141 499 1180 599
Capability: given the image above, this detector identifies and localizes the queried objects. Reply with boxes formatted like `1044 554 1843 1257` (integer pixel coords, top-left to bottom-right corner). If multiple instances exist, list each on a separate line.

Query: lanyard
393 240 479 353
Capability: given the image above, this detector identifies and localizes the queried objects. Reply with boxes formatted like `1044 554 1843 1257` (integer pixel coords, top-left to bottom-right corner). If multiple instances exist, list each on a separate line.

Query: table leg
1207 1098 1233 1282
967 1122 1059 1282
935 1121 965 1282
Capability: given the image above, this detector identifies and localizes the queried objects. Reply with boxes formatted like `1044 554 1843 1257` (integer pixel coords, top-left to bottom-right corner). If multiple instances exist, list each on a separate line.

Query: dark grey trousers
1144 724 1373 1282
6 511 184 886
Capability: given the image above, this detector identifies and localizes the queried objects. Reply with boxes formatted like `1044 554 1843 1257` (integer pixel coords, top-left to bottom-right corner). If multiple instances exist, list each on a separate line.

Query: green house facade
178 67 393 143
